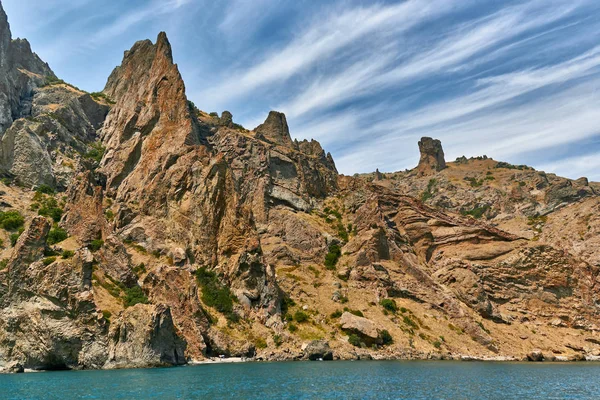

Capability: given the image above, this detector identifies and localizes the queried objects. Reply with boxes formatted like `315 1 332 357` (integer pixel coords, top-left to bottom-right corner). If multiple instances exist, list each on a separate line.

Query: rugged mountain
2 2 600 372
0 3 109 189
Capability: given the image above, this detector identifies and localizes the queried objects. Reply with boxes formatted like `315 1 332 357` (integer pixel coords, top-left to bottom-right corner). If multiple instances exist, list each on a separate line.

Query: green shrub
61 250 74 259
288 323 298 333
195 266 238 321
133 263 146 275
83 141 105 163
421 178 437 202
403 315 419 329
123 285 149 307
35 184 55 195
10 232 21 246
324 244 341 270
88 239 104 251
0 259 8 270
37 196 63 222
46 227 68 245
273 334 283 347
0 238 3 248
0 210 24 231
345 308 363 317
209 112 219 117
293 310 309 323
380 298 398 313
255 338 267 349
433 340 442 349
102 310 112 322
42 256 56 266
330 310 343 319
280 296 296 316
348 334 362 347
90 92 115 104
461 205 490 219
379 329 393 345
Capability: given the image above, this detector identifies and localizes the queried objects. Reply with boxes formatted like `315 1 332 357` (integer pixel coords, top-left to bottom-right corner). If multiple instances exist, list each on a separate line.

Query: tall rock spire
416 137 446 176
0 1 11 59
254 111 293 147
100 31 200 191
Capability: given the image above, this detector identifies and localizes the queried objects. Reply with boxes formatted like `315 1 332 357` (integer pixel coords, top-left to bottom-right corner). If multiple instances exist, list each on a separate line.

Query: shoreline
2 355 600 374
3 352 600 374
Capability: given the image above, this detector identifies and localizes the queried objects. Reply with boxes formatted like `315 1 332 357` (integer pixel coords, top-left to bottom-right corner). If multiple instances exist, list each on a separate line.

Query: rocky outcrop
340 312 382 345
415 137 446 176
0 2 53 135
303 340 333 360
0 217 108 370
254 111 293 147
106 304 186 368
0 4 108 188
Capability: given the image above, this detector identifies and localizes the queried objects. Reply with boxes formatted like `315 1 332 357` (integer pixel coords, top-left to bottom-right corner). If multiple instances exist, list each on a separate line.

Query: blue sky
3 0 600 179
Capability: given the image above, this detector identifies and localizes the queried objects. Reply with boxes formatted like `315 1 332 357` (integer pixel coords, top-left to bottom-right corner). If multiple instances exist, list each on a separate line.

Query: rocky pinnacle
416 136 446 175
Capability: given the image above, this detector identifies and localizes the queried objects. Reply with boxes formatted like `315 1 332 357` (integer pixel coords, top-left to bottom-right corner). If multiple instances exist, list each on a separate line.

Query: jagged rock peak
255 111 293 146
104 31 179 101
220 110 233 127
416 136 446 176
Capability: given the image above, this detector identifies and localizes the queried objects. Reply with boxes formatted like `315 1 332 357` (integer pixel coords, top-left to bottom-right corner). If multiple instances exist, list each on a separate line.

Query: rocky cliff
2 3 600 372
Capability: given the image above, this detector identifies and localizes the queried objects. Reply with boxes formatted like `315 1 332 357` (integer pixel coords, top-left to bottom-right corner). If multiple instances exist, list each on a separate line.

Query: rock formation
416 137 446 175
2 3 600 371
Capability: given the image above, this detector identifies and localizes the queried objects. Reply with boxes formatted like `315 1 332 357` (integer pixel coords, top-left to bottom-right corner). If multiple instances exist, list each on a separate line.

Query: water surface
1 360 599 399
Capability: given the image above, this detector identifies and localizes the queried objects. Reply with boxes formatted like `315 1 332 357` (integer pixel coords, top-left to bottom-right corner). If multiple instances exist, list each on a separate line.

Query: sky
3 0 600 179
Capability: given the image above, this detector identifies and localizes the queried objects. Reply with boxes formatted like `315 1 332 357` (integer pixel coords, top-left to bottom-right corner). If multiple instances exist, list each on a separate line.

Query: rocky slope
1 2 600 372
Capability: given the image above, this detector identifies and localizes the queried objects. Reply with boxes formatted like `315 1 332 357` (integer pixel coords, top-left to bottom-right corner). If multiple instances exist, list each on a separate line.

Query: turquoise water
1 361 599 399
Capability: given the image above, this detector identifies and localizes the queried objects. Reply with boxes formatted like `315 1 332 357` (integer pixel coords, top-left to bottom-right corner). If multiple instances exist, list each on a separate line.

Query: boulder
6 362 24 373
303 340 333 360
340 312 382 345
526 350 545 362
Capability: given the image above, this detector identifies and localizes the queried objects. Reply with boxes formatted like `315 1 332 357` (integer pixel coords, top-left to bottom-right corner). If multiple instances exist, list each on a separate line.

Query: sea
1 360 599 399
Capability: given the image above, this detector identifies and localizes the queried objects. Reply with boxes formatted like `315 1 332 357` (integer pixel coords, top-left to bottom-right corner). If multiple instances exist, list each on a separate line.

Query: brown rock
254 111 293 147
106 303 186 368
416 137 446 175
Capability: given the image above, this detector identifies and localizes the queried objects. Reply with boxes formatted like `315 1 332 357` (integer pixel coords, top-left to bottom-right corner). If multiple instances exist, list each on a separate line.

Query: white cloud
199 0 470 109
278 0 583 119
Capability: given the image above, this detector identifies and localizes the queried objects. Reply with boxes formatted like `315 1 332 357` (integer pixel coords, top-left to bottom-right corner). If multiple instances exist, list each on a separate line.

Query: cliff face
2 4 600 372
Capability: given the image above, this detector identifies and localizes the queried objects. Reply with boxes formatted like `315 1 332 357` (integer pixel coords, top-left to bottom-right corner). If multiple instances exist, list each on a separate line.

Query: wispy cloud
83 0 192 49
278 0 582 119
199 0 469 109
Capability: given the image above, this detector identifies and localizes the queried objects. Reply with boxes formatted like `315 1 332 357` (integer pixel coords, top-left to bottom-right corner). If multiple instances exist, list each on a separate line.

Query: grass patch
42 256 56 266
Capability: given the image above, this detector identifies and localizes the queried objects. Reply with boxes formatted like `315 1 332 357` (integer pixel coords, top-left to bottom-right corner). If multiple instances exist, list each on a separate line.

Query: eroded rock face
106 304 186 368
0 217 108 370
416 137 446 175
0 2 53 135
